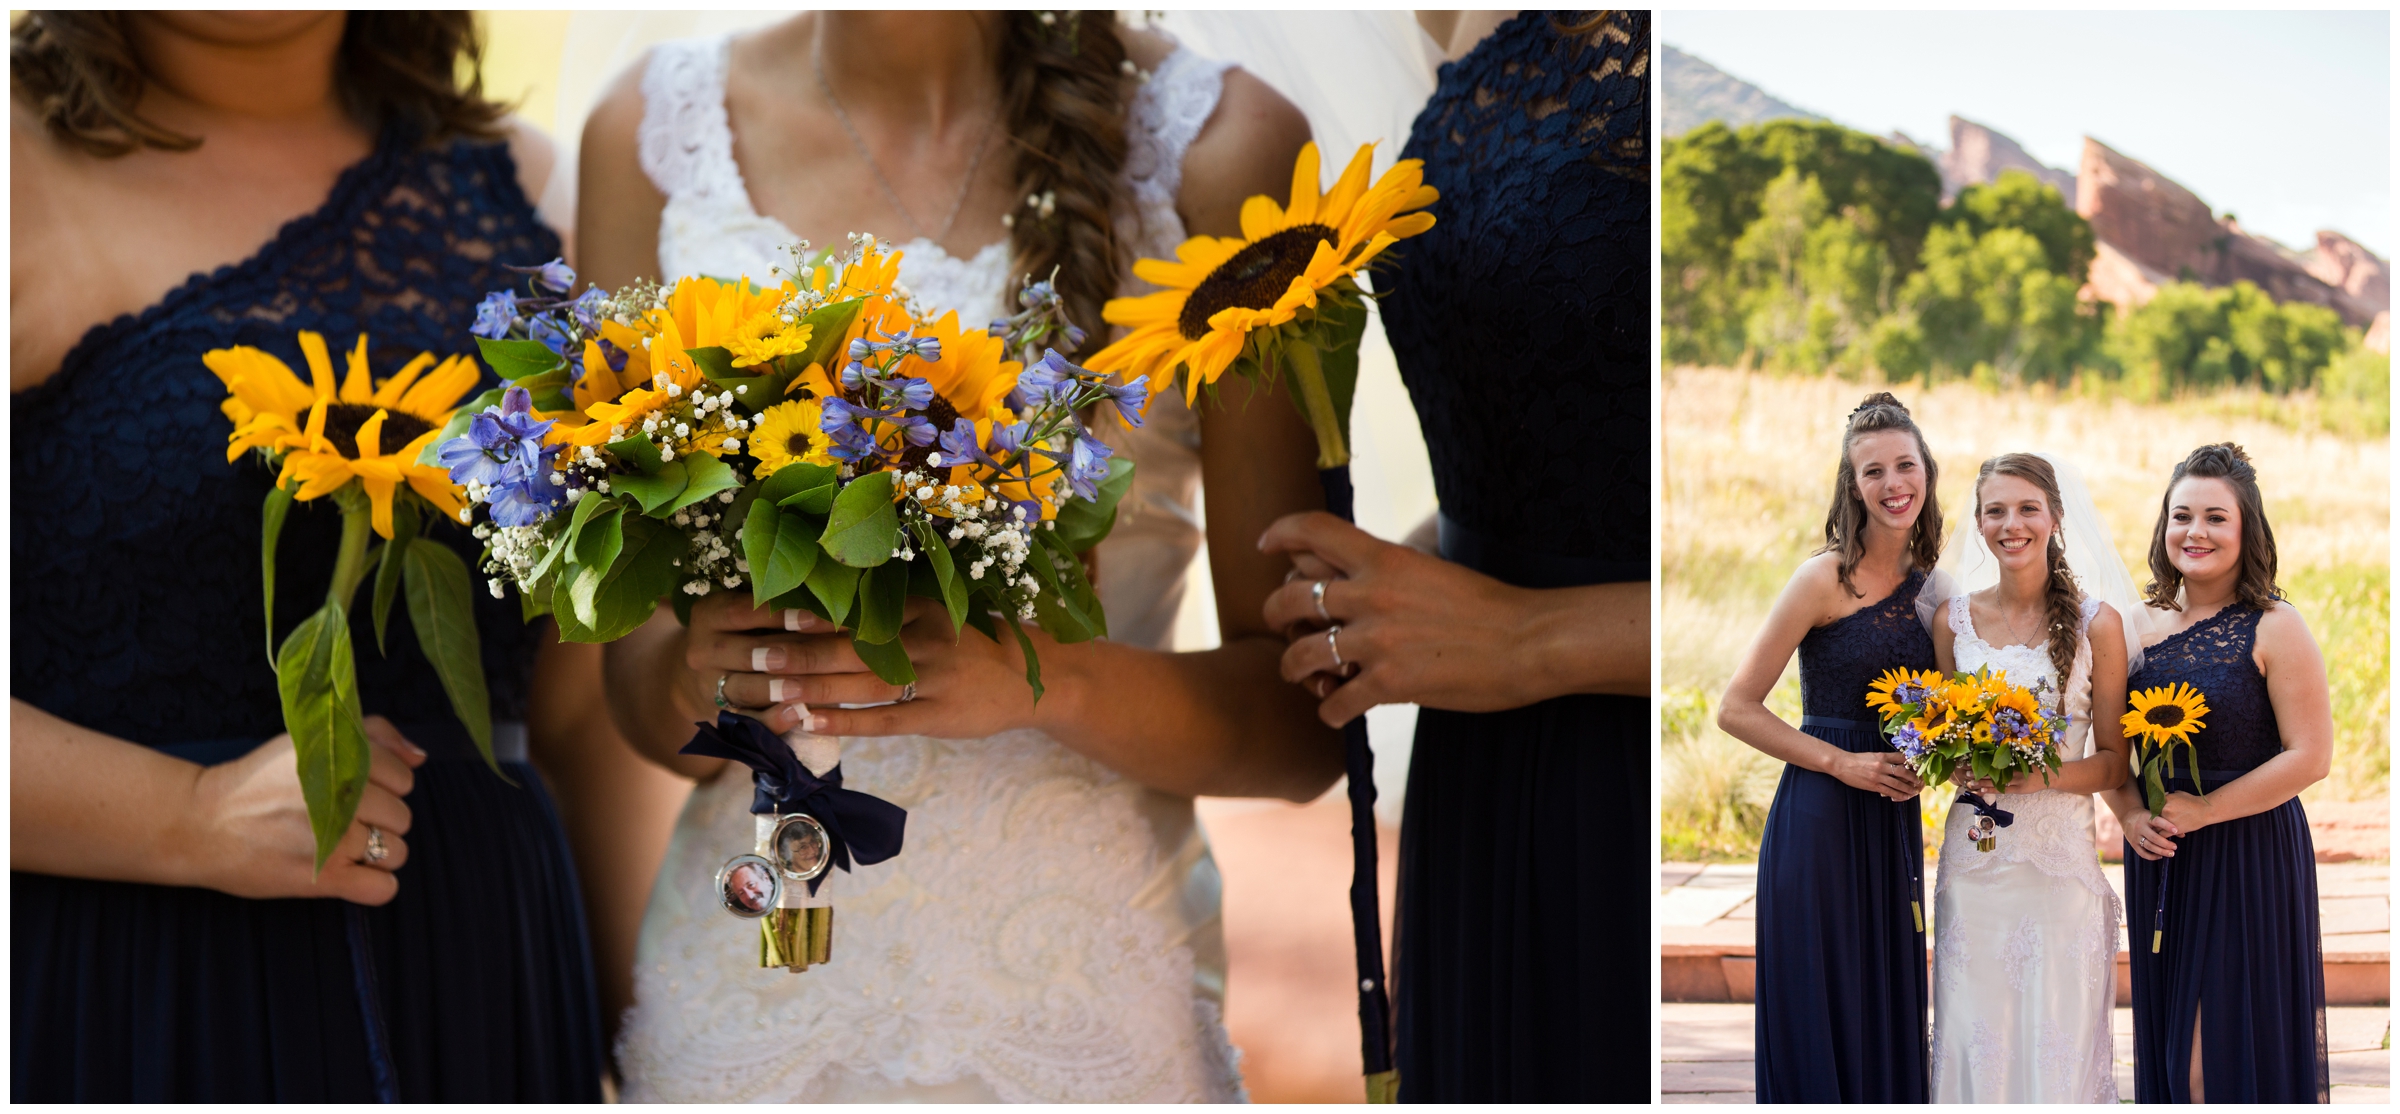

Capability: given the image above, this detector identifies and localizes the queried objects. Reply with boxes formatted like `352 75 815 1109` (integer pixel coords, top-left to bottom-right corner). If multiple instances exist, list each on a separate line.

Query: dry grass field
1662 367 2389 861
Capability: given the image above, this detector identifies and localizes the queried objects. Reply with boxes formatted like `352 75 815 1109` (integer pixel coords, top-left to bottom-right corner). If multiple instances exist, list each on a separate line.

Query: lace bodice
617 33 1244 1103
1799 568 1938 720
1380 11 1648 566
2126 604 2281 773
1949 594 2101 760
12 126 557 747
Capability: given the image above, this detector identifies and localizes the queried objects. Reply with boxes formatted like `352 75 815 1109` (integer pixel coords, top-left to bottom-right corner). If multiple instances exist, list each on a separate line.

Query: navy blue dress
11 124 603 1101
1753 568 1933 1102
1378 11 1649 1102
2123 604 2327 1102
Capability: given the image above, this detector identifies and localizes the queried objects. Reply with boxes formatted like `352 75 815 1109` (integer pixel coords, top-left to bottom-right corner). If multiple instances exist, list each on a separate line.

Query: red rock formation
2307 231 2390 314
1939 116 2077 206
2366 312 2390 355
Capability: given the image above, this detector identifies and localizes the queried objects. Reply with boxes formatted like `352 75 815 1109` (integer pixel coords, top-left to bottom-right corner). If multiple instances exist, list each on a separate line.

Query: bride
574 10 1339 1102
1927 453 2136 1103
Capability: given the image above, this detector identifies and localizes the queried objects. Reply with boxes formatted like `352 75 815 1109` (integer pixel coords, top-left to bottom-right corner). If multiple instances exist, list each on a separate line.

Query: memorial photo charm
716 853 782 918
1972 814 1998 853
772 811 832 883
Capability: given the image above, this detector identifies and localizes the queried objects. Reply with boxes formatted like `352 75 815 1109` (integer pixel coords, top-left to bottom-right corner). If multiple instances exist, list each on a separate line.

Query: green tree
2109 281 2351 396
1898 224 2102 383
1939 170 2096 279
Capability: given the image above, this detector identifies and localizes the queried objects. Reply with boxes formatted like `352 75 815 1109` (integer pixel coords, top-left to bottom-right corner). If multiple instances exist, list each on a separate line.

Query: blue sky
1664 10 2391 255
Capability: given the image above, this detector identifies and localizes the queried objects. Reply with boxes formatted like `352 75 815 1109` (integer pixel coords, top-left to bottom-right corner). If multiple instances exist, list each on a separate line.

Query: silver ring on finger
715 673 732 710
1312 579 1332 624
365 825 388 864
899 682 918 703
1326 624 1344 669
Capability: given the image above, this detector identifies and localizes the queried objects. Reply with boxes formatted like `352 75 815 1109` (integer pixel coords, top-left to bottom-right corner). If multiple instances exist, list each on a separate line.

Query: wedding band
1327 624 1344 668
364 826 388 864
1312 579 1332 624
715 673 731 710
899 682 918 703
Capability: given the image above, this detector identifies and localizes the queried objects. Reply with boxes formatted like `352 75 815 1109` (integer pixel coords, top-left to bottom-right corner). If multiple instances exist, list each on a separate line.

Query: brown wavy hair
996 11 1130 360
11 11 506 157
1974 454 2085 683
1820 391 1944 597
2144 443 2282 612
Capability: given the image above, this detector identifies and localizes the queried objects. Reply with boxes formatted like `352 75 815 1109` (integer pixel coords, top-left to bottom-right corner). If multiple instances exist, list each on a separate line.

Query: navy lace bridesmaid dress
12 123 603 1101
2124 604 2328 1102
1377 11 1648 1102
1752 568 1933 1102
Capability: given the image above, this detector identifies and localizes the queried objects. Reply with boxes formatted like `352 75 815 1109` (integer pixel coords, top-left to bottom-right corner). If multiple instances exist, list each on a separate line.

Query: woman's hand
2155 791 2216 837
699 595 1043 741
1258 512 1644 726
1838 750 1924 801
2121 807 2183 860
1948 765 1997 796
187 715 425 904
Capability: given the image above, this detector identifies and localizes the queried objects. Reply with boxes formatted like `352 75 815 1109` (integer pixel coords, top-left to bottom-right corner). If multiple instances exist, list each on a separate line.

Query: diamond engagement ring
1312 579 1332 624
364 825 388 864
900 682 918 703
716 673 732 710
1326 624 1345 668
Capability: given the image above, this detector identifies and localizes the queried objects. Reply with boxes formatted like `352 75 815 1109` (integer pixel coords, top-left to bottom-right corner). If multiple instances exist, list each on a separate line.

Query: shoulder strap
1946 593 1973 637
1122 44 1233 245
637 35 737 204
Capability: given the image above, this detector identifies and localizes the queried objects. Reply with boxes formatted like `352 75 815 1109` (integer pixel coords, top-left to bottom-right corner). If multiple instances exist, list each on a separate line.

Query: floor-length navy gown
2124 604 2328 1102
12 123 604 1102
1752 568 1934 1102
1377 11 1649 1102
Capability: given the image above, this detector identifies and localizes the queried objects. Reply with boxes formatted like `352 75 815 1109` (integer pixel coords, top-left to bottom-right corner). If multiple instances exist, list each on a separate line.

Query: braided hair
995 12 1129 360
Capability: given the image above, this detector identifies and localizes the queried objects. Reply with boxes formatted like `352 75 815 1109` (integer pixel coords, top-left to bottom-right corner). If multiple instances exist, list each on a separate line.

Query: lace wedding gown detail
616 34 1243 1103
1930 595 2122 1103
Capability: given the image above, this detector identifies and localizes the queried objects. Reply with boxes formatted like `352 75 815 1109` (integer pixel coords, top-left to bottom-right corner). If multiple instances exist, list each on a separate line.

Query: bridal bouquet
2120 682 2211 812
1867 666 2069 851
433 241 1138 695
209 330 494 867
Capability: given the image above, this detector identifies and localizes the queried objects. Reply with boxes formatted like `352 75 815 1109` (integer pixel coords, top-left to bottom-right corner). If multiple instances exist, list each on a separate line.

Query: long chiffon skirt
1752 716 1929 1102
11 722 603 1102
1392 692 1643 1102
2124 768 2328 1103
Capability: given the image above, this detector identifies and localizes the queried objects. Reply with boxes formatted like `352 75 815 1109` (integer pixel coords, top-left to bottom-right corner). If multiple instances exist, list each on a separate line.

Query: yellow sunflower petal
399 355 481 420
406 468 467 524
1316 143 1378 231
373 353 436 409
298 332 337 401
340 334 374 403
1285 142 1322 225
1239 194 1288 241
360 475 398 538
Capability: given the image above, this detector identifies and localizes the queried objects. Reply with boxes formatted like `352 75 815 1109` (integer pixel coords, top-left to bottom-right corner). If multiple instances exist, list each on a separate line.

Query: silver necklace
812 48 996 247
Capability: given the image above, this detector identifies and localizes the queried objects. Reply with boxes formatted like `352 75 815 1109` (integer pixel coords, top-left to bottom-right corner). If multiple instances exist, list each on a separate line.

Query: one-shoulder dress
2123 604 2328 1102
1753 567 1934 1102
1378 10 1650 1103
11 125 603 1102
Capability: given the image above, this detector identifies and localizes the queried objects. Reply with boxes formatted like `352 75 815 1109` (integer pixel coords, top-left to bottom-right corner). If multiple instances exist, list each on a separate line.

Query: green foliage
401 537 496 775
278 600 369 870
261 484 294 668
2110 281 2350 398
2320 346 2391 437
1939 170 2095 279
1896 223 2103 384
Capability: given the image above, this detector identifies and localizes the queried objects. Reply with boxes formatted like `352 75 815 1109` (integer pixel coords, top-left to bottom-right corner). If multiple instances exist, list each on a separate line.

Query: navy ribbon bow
680 713 907 894
1958 790 2015 828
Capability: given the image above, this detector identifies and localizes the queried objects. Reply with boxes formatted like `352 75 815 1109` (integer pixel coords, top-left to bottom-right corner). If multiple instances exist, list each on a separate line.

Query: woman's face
1848 429 1927 534
2164 476 2243 583
1977 472 2055 573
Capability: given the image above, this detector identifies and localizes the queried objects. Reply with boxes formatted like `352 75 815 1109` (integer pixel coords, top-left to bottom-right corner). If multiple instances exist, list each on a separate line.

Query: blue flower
472 291 520 340
893 412 938 447
527 311 575 356
1890 723 1930 760
840 360 871 390
439 387 555 485
936 418 991 469
566 287 609 332
1099 374 1149 427
1063 434 1114 500
890 376 934 411
1012 349 1079 409
486 470 566 527
532 258 576 293
1018 280 1060 310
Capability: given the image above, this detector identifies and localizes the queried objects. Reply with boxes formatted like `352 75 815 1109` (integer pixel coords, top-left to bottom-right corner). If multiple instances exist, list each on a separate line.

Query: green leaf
855 559 909 644
762 460 838 505
796 298 864 372
416 387 505 467
1040 527 1107 639
1307 285 1370 452
664 450 739 514
963 605 999 643
805 557 862 628
820 471 900 568
402 538 500 778
607 432 665 474
912 519 968 632
611 461 688 514
851 630 917 686
1050 456 1136 553
518 574 553 623
573 504 625 573
684 345 736 380
1024 531 1100 643
476 336 565 381
746 497 825 603
999 608 1045 704
516 367 576 414
262 484 295 669
278 601 369 871
371 499 421 654
561 515 687 643
779 480 839 516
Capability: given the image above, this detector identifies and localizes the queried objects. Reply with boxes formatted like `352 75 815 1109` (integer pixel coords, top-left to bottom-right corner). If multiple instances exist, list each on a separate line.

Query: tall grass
1663 367 2389 861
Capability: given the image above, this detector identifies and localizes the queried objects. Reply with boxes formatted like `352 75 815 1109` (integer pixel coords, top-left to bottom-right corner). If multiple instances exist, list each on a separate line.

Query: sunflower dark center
319 403 435 460
2144 705 2187 729
1178 224 1339 341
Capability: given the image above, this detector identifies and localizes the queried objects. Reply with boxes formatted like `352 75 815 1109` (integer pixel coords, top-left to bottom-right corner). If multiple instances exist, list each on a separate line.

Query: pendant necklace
813 44 997 248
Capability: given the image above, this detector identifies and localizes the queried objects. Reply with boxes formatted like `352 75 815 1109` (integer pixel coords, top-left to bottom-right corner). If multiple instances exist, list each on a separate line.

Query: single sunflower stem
326 487 376 610
1278 339 1349 469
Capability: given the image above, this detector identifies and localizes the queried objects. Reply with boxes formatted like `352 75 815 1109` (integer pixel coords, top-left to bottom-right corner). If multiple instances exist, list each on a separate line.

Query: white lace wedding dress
613 33 1245 1102
1930 595 2122 1103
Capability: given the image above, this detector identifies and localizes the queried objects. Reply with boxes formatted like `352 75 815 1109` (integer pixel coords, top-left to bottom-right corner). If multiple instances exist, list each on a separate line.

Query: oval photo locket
716 853 783 918
773 812 832 882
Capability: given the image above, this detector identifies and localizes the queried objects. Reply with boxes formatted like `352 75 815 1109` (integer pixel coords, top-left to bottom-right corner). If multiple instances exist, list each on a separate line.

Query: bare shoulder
499 116 557 205
1776 551 1846 621
1174 62 1311 237
579 51 653 165
2255 598 2317 644
2088 601 2126 646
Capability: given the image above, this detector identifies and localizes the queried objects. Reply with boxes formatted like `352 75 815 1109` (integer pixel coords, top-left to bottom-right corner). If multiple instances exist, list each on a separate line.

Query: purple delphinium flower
1063 434 1114 500
1098 374 1149 427
566 287 609 332
936 418 992 469
527 311 575 356
471 290 520 340
1890 723 1929 760
531 258 576 293
437 388 564 525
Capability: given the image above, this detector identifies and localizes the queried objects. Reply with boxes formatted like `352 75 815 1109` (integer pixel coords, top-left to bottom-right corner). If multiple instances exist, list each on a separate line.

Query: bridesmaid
2104 443 2332 1103
1718 392 1939 1102
11 12 602 1100
1259 11 1650 1100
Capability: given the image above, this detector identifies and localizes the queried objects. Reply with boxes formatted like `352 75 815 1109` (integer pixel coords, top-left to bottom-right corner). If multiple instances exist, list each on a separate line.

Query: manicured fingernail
753 647 786 671
770 678 791 703
784 610 805 631
784 702 812 730
802 713 826 734
398 737 427 760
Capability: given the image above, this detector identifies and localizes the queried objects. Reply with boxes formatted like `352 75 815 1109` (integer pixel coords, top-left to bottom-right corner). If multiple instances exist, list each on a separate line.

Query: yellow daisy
1087 142 1438 402
749 399 831 476
2122 683 2209 748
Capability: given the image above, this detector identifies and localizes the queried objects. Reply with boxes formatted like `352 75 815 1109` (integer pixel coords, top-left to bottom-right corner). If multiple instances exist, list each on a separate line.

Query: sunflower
568 311 712 449
1087 142 1437 403
213 331 476 537
750 398 831 476
883 310 1020 424
2121 683 2209 748
1865 667 1942 719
